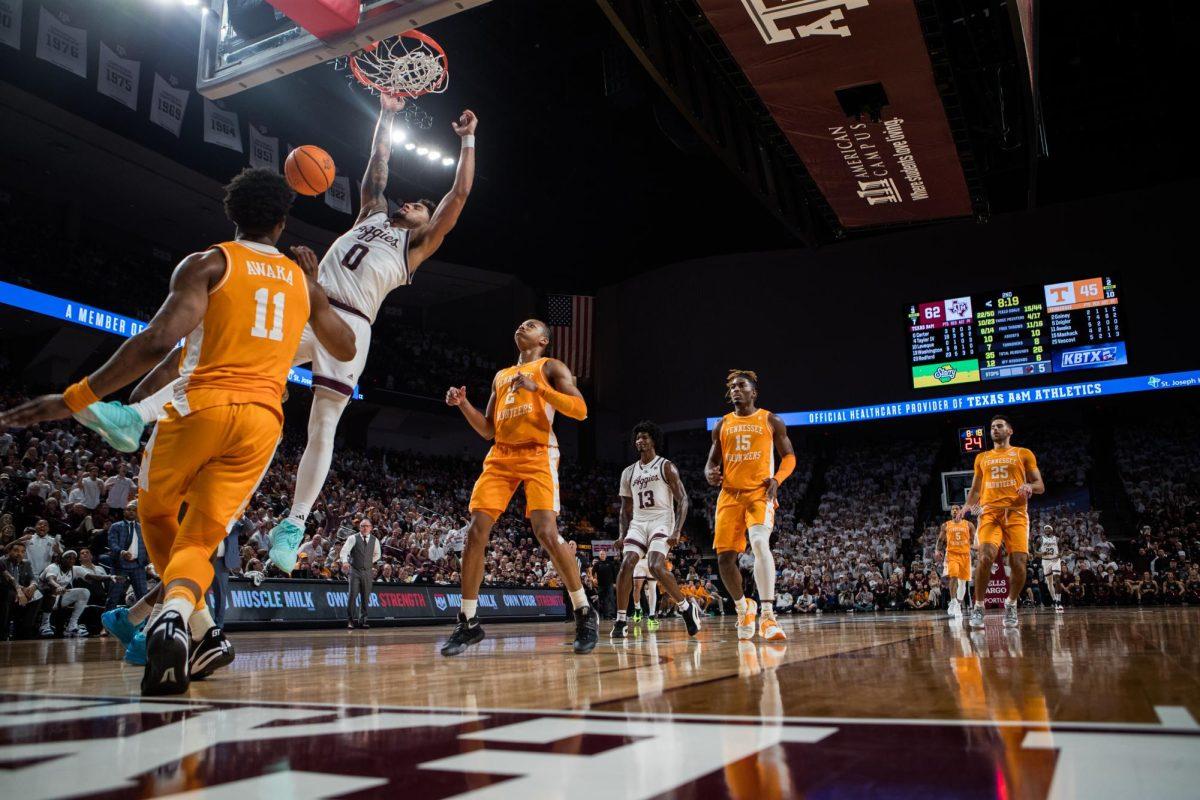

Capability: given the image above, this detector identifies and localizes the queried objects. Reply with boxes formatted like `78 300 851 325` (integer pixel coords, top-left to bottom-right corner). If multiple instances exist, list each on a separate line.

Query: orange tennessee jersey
720 408 774 491
492 357 557 447
172 241 310 421
974 446 1038 509
945 520 972 553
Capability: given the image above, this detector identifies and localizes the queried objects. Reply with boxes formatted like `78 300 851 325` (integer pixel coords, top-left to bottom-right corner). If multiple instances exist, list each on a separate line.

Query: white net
351 34 448 98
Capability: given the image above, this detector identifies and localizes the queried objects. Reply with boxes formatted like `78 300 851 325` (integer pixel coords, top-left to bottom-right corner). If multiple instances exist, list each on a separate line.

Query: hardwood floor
1 607 1197 799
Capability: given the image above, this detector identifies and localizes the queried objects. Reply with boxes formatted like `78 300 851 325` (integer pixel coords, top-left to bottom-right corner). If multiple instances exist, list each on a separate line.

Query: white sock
160 595 195 626
749 526 776 605
646 584 658 616
190 607 215 641
1005 598 1017 608
677 600 689 611
461 598 478 619
955 583 966 602
734 597 748 614
40 613 51 627
145 602 164 628
568 588 588 610
132 381 178 425
289 503 311 524
761 601 774 616
290 392 348 523
617 610 627 622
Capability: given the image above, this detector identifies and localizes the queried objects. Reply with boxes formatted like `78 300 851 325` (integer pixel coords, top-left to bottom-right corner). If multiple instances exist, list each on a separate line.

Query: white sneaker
759 613 786 642
947 600 961 617
39 625 54 638
736 598 758 641
64 625 79 637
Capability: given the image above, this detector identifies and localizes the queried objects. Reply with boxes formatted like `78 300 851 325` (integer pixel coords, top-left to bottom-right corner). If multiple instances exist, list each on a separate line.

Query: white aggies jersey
620 456 675 527
318 211 411 323
1040 534 1060 560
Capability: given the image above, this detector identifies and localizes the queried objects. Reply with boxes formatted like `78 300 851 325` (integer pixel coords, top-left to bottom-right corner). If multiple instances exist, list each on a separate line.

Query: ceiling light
442 157 454 166
391 128 407 143
427 150 440 161
416 146 428 156
404 142 416 151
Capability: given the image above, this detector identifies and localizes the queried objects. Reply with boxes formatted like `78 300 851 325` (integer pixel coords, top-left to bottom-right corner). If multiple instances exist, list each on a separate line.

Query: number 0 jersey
172 240 310 422
973 446 1038 509
317 211 410 323
719 408 775 491
620 456 675 526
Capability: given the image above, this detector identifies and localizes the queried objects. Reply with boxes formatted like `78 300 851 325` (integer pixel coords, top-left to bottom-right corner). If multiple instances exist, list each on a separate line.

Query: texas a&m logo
740 0 871 45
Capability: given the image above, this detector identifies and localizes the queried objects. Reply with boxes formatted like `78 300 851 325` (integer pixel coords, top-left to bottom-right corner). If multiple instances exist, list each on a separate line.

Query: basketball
284 145 336 196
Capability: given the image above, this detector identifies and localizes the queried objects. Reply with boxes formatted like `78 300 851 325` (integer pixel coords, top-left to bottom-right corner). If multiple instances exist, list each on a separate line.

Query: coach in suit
208 524 242 628
106 502 148 609
339 519 380 629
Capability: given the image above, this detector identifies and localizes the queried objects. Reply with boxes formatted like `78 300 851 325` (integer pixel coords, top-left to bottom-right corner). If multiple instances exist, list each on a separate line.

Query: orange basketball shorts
713 487 775 553
976 506 1029 554
469 443 560 520
943 550 972 580
138 403 282 571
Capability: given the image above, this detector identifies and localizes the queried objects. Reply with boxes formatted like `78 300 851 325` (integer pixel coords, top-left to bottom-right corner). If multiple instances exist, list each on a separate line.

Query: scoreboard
959 426 986 454
907 276 1127 389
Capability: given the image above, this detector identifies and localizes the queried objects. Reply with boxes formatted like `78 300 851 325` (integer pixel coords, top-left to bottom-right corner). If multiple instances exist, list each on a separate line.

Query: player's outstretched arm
409 109 477 269
446 384 496 440
665 461 690 543
293 246 356 362
0 250 222 428
358 93 403 222
704 419 724 487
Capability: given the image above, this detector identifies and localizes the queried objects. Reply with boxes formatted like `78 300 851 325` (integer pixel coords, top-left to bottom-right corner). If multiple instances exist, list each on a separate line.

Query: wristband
461 135 475 148
62 377 101 413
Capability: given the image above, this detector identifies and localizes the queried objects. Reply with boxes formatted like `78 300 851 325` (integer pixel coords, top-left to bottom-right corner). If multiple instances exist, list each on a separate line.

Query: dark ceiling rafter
595 0 840 246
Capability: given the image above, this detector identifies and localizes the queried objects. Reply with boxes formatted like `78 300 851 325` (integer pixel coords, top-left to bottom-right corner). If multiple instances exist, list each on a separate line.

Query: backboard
197 0 488 99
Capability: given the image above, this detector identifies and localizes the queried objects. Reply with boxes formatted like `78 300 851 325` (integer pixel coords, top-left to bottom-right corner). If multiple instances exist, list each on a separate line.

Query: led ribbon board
0 280 362 399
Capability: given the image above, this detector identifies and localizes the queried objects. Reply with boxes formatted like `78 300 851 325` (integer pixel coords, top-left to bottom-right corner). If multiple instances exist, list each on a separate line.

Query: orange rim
349 29 449 99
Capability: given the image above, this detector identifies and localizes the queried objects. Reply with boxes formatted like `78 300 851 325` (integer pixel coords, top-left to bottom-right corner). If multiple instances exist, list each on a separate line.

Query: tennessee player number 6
250 287 285 341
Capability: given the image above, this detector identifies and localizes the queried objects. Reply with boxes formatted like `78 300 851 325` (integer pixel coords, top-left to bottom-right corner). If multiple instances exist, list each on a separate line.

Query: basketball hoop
349 29 449 99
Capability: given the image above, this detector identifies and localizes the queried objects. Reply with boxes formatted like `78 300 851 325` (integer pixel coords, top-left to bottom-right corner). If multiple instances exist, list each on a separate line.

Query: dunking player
75 94 476 574
705 371 796 642
440 320 598 655
611 420 701 639
935 505 976 618
956 414 1044 629
1035 523 1066 613
0 169 356 694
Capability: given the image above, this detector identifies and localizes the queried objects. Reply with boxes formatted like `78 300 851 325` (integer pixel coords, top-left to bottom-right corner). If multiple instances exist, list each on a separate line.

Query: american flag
546 294 594 381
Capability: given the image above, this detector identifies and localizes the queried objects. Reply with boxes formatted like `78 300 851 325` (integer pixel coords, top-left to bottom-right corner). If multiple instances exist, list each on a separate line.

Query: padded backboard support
197 0 489 99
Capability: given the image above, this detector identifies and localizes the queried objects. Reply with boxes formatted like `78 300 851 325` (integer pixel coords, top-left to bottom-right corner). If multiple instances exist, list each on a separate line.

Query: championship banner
96 42 139 111
984 561 1009 608
0 279 360 399
223 579 567 627
324 174 352 213
695 0 972 228
149 73 188 137
35 7 86 78
710 369 1200 428
202 98 243 153
248 125 279 172
0 0 21 51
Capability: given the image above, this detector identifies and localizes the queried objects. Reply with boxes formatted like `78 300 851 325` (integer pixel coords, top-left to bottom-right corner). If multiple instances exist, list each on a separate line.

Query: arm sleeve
773 453 796 484
539 385 588 420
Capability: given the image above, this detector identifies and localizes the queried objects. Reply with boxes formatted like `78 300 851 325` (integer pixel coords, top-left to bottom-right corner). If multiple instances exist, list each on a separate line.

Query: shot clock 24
907 276 1127 389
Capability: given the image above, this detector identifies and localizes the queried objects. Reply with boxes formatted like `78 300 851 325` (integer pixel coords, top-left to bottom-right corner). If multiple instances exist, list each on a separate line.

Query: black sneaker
610 619 628 639
573 606 599 654
189 628 235 680
681 601 702 637
441 613 484 657
141 611 190 696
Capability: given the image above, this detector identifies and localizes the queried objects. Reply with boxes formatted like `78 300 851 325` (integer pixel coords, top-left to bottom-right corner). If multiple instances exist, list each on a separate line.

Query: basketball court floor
1 608 1197 799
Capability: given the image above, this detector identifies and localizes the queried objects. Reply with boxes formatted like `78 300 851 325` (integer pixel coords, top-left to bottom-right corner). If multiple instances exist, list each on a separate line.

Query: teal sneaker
124 630 147 665
73 401 146 453
268 517 305 575
101 607 143 646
